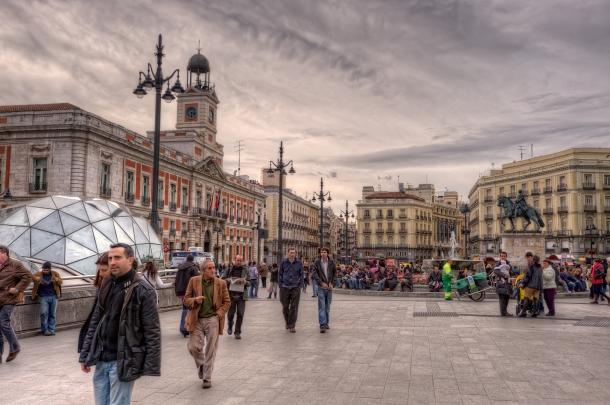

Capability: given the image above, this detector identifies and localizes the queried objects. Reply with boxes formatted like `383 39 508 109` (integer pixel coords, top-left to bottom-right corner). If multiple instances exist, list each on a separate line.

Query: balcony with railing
557 206 568 214
169 202 177 211
604 183 610 190
181 230 188 237
169 228 176 236
484 214 494 221
583 182 596 190
557 183 567 192
399 228 407 233
604 205 610 213
508 192 517 198
230 215 235 222
29 182 47 193
521 190 529 196
376 215 384 219
482 234 496 240
584 204 597 212
100 187 111 198
157 199 164 209
543 208 553 215
555 230 571 237
531 188 540 195
543 187 553 194
484 196 493 203
141 196 150 206
181 205 188 214
399 214 407 219
125 193 135 203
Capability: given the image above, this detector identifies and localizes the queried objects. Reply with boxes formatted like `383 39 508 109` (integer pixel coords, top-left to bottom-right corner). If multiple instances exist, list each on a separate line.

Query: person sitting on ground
428 266 443 292
560 268 578 292
573 268 587 292
377 267 388 291
361 266 373 290
384 266 398 291
354 268 364 290
400 268 413 292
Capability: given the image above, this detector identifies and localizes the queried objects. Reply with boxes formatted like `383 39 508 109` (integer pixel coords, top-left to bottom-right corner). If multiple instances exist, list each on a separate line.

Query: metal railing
181 205 188 213
157 200 165 208
29 182 47 193
125 193 135 203
100 187 111 197
141 196 150 206
557 206 568 214
584 204 597 212
543 187 553 194
531 188 540 195
583 182 596 190
169 202 177 211
557 184 567 192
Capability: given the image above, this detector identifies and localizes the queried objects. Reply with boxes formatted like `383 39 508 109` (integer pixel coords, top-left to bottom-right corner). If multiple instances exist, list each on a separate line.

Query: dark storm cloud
1 0 609 209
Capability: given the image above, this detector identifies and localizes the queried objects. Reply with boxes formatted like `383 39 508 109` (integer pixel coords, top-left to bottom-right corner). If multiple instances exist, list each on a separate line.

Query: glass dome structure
0 196 162 275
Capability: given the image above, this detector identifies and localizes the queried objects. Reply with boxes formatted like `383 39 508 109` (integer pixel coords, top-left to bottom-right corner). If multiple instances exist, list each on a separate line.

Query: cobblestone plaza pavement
2 294 610 405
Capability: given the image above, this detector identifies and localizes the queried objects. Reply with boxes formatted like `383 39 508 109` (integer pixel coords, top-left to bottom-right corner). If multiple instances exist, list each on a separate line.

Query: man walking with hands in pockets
278 247 303 333
311 247 337 333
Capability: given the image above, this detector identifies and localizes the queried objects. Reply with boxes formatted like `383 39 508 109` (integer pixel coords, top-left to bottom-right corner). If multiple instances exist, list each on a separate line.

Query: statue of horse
497 196 545 231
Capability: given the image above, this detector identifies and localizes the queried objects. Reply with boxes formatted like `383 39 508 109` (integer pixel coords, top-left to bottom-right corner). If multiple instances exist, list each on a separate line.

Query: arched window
400 236 406 246
377 236 382 246
561 217 567 230
364 236 370 247
388 236 393 245
586 217 594 227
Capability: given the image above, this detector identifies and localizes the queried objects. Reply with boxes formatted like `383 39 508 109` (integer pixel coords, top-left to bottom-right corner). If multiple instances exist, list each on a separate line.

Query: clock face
208 109 214 123
185 106 198 120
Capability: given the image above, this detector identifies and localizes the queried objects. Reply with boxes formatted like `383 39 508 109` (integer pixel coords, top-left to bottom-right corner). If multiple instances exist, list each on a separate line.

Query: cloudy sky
1 0 609 210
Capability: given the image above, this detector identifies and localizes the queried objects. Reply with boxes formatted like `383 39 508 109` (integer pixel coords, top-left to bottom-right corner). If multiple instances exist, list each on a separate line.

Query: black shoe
235 333 241 339
518 298 530 317
227 326 232 335
531 299 539 318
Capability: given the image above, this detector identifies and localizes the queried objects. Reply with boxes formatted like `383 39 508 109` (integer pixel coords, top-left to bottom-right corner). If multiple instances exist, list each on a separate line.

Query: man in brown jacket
31 261 63 336
184 260 231 388
259 261 269 288
0 245 33 363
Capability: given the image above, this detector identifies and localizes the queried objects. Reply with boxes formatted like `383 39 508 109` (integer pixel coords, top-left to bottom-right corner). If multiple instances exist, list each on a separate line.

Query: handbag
267 284 273 292
496 279 512 295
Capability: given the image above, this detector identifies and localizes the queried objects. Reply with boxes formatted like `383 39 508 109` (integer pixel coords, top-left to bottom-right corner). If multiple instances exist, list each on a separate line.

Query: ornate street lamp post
339 200 354 265
213 225 222 270
585 224 597 261
459 203 471 259
267 142 295 262
312 178 331 254
133 34 185 233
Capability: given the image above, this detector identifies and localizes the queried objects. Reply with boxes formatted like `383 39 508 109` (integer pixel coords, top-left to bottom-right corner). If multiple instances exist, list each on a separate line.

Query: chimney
398 183 404 193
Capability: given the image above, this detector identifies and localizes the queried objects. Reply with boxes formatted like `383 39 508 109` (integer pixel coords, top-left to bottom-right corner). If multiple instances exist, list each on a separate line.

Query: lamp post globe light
133 34 185 233
339 200 354 265
312 178 331 256
267 142 295 262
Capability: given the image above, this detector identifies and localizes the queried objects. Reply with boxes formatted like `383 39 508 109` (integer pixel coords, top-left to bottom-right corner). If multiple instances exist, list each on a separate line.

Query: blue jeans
377 280 385 291
317 288 332 328
0 305 19 359
249 279 259 298
574 280 584 291
39 295 58 333
93 361 135 405
311 280 318 296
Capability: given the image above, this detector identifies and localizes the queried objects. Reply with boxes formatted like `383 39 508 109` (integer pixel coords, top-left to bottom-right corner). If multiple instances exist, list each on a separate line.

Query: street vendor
443 259 454 300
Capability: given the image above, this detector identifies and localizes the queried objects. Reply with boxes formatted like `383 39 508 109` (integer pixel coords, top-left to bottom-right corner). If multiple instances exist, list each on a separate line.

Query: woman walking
302 263 310 294
141 261 174 304
590 259 610 304
267 263 279 299
542 259 557 316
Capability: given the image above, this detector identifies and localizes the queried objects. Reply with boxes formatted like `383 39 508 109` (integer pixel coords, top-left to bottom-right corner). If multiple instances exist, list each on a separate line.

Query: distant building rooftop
364 192 425 202
0 103 79 113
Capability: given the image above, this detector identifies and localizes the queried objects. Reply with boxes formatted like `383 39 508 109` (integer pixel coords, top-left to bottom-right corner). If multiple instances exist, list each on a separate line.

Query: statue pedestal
500 233 546 268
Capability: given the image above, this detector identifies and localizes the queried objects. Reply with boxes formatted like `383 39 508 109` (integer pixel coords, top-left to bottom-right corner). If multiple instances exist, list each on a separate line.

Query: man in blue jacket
278 247 303 333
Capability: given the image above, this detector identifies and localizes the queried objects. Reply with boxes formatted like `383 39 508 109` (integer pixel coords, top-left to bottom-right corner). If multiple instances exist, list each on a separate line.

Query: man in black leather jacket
79 243 161 404
518 254 544 317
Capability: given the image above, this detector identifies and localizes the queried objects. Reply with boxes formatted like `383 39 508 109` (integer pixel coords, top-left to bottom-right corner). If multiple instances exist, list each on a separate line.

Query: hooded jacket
174 261 200 297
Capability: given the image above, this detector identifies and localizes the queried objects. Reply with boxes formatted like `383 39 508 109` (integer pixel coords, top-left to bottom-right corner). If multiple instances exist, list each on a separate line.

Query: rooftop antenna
518 145 526 161
234 140 245 177
196 39 202 53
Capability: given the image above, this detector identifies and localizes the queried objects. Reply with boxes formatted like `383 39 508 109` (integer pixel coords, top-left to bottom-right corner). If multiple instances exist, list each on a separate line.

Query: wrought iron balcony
531 188 540 195
604 206 610 213
157 200 165 209
181 230 188 237
125 193 135 203
557 206 568 214
181 205 188 213
141 196 150 206
484 197 493 203
484 214 494 221
584 204 597 212
29 182 47 193
557 184 567 192
169 228 176 236
100 187 111 198
169 202 177 211
543 187 553 194
583 182 596 190
543 208 553 215
508 192 517 198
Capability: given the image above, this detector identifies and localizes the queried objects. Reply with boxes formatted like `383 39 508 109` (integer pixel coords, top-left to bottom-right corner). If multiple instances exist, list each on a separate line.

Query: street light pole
340 200 354 265
459 204 471 259
213 225 222 270
267 142 295 263
254 212 262 265
586 224 597 261
312 178 331 254
133 34 184 233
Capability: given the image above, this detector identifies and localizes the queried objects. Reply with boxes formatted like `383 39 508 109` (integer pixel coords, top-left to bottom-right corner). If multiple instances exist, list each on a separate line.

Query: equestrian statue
497 190 545 232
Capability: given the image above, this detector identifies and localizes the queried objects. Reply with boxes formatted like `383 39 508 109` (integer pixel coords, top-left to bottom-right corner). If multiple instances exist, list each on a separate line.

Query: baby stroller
513 274 541 317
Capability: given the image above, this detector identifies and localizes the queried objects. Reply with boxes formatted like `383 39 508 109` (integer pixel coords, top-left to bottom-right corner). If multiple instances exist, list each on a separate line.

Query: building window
388 236 393 245
604 176 610 187
377 209 383 218
237 203 241 221
196 191 202 208
561 217 567 230
545 179 551 187
364 223 370 230
605 197 610 208
377 223 383 230
586 217 594 227
182 187 188 206
533 200 539 209
559 175 566 185
387 209 393 218
521 183 527 191
100 163 109 190
230 201 234 217
510 185 515 194
545 198 551 208
400 223 406 230
499 187 505 196
584 174 593 183
125 172 134 196
157 180 164 202
34 158 47 190
170 184 177 203
142 176 150 198
400 236 406 246
377 236 382 245
485 189 491 197
585 195 593 205
0 159 3 191
560 196 566 207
